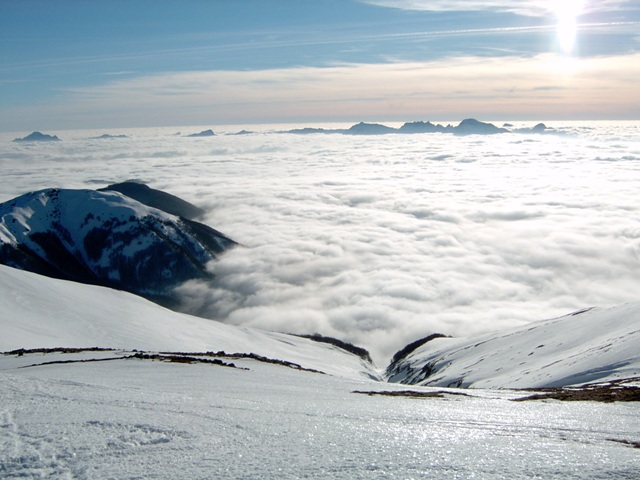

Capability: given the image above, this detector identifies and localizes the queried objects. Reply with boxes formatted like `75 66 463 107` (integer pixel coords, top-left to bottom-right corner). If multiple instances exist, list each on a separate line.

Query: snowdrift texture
386 304 640 388
2 348 637 479
0 186 236 304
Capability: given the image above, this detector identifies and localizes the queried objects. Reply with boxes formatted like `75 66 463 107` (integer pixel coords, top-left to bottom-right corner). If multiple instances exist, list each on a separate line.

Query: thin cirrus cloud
5 51 639 130
359 0 636 16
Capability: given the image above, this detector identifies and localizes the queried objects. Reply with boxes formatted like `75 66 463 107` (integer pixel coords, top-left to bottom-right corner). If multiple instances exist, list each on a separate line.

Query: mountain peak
186 129 215 137
0 186 236 305
453 119 508 136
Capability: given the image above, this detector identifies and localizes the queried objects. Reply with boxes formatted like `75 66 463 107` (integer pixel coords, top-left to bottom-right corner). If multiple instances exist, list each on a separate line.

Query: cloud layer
359 0 636 17
1 123 639 364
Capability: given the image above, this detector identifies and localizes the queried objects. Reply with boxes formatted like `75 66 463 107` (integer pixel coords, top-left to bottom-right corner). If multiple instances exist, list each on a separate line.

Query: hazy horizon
4 118 640 140
1 1 639 132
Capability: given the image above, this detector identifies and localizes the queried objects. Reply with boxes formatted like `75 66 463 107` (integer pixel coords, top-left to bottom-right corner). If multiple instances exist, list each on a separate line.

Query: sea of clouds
1 121 639 364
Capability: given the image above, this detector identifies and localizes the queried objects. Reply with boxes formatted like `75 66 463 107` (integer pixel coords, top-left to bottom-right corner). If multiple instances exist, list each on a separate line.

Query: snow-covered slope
3 349 637 479
0 264 378 380
1 264 638 478
386 304 640 388
0 187 235 303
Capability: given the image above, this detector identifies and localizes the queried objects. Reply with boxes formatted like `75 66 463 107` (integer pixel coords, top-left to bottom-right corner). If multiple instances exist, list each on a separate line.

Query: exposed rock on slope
0 187 236 305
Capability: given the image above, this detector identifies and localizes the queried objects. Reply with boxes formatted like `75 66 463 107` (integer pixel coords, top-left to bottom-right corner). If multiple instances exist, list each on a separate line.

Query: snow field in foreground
1 353 639 479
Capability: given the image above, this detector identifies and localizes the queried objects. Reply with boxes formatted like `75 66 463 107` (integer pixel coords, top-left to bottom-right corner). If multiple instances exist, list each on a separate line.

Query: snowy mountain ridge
386 303 640 388
0 187 236 304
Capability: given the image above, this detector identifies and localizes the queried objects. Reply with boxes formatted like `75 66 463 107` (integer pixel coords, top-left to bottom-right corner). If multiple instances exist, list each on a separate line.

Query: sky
1 0 639 130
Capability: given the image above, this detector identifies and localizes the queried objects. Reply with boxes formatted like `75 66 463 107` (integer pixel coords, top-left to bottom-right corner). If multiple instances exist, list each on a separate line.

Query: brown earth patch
513 378 640 403
353 390 472 399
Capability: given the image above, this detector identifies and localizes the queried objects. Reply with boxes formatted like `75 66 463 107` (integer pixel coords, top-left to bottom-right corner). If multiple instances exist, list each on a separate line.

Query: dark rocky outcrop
296 333 373 363
388 333 450 367
385 333 450 381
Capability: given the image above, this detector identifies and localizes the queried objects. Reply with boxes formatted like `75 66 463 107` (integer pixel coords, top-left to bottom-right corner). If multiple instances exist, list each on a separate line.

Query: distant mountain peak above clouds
0 186 236 305
13 131 61 142
453 118 509 136
186 129 215 137
286 118 548 136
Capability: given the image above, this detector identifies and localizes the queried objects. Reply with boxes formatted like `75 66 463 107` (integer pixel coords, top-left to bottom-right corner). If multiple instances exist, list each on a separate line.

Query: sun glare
554 0 584 54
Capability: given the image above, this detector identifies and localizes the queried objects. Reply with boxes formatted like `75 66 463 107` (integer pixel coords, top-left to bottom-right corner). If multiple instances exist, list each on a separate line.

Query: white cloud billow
1 124 638 363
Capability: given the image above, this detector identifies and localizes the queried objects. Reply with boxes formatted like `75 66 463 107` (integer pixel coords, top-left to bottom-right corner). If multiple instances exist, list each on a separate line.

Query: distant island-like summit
13 131 61 142
10 119 557 143
286 119 553 136
186 129 216 137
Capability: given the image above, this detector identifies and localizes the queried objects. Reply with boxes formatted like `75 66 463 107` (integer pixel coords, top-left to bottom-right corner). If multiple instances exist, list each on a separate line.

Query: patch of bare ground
160 350 326 374
4 347 325 374
129 352 242 369
353 390 472 399
607 439 640 449
513 377 640 403
7 348 242 370
4 347 116 356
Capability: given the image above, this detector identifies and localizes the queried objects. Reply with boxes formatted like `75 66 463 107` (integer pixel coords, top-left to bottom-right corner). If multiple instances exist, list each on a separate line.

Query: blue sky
1 0 639 131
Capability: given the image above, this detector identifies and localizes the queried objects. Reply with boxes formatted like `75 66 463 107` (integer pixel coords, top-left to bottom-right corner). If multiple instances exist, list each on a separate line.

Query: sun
554 0 584 54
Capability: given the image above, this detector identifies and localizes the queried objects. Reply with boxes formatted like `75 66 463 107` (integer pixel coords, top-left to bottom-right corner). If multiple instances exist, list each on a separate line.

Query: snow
1 122 639 477
0 187 236 301
1 263 639 477
1 121 640 362
0 264 378 380
1 352 639 479
387 304 640 388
